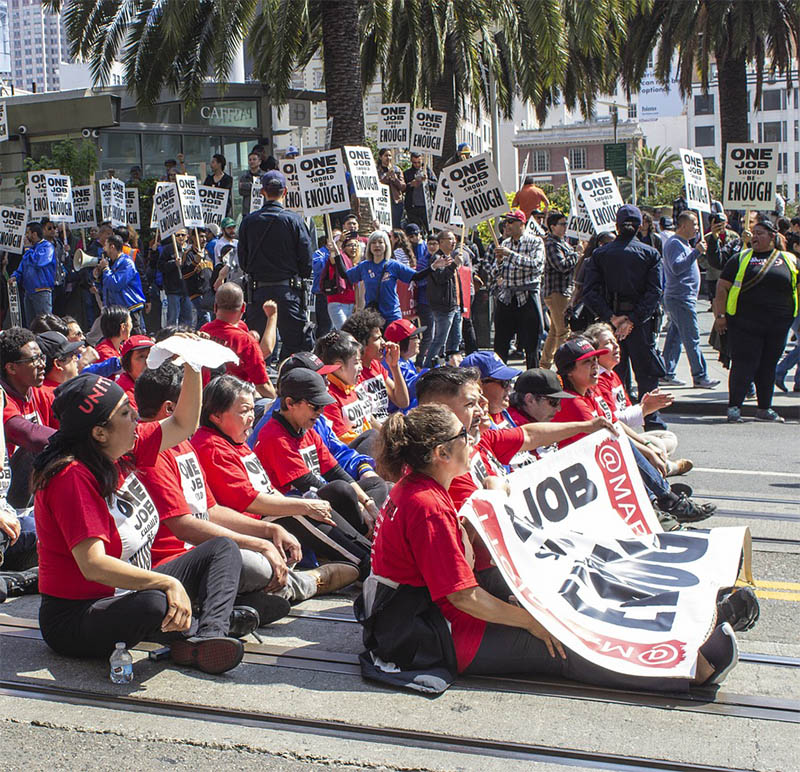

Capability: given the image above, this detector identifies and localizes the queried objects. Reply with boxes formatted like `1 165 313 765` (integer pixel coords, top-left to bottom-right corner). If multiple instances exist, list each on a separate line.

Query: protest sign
460 431 748 679
343 146 381 199
198 185 229 228
444 152 508 228
410 109 447 156
526 215 546 237
563 158 594 240
27 169 59 220
150 182 171 229
175 174 204 228
575 171 624 234
249 181 264 213
98 179 113 222
680 148 711 214
723 144 779 210
369 185 392 232
152 183 183 239
377 103 411 148
125 187 140 228
72 186 97 228
0 206 27 254
279 158 303 212
0 102 7 142
45 174 74 223
296 149 349 217
110 177 126 228
397 281 416 320
430 176 462 232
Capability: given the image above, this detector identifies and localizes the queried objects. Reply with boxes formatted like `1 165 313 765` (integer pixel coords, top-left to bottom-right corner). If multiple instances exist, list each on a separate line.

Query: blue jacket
100 255 146 310
82 356 121 378
386 356 425 413
312 246 329 294
12 239 56 293
248 401 375 479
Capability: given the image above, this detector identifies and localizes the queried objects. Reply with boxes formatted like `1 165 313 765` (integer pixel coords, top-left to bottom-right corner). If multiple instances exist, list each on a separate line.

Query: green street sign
604 143 627 178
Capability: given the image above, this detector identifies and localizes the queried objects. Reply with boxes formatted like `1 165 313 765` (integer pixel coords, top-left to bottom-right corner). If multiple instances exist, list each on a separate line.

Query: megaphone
73 249 101 271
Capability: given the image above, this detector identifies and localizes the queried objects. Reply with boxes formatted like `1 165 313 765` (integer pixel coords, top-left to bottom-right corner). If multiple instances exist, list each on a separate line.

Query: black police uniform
238 198 313 357
582 233 668 430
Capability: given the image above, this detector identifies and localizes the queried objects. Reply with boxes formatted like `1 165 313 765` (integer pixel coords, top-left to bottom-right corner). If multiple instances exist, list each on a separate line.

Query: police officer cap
262 170 286 190
616 204 642 228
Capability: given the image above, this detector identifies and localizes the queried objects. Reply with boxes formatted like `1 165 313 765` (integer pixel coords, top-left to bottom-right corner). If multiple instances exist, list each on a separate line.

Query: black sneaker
170 636 244 674
699 622 739 685
716 587 760 632
666 494 715 523
236 591 291 626
228 605 260 639
0 567 39 597
654 508 684 531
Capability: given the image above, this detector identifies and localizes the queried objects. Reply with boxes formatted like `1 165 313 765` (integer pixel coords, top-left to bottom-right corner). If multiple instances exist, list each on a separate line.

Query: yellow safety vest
726 249 798 317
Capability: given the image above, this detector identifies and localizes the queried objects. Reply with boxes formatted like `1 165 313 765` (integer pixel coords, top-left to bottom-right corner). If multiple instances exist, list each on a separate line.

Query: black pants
462 317 478 355
247 284 312 358
405 205 428 233
494 297 540 369
728 314 792 409
349 428 379 459
38 538 242 659
358 472 389 508
314 293 333 338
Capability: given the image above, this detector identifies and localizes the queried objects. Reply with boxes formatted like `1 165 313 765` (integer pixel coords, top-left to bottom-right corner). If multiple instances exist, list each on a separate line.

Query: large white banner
0 206 27 254
723 144 779 210
343 146 382 200
152 183 183 239
279 158 303 212
27 169 59 220
680 148 711 214
0 102 8 143
44 173 74 223
564 158 595 240
410 108 447 157
296 148 349 217
198 186 229 228
175 174 204 228
460 431 747 679
125 187 140 229
377 103 411 148
72 185 97 229
575 171 624 235
444 152 508 228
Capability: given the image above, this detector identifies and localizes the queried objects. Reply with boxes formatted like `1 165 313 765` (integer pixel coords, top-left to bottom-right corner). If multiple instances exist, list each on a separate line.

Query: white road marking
694 467 800 478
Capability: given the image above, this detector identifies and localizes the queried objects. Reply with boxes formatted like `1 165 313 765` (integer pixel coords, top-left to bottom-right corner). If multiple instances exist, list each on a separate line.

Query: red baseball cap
384 319 426 343
120 335 155 358
502 209 527 224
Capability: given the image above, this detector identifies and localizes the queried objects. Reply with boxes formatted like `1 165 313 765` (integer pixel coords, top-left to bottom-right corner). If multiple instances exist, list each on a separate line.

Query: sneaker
665 494 715 523
0 567 39 596
694 377 720 389
307 562 360 595
659 376 686 386
716 587 760 632
654 508 684 531
170 636 244 674
666 458 694 477
236 591 291 625
755 408 785 423
700 622 739 685
727 406 744 423
775 375 788 393
228 605 261 639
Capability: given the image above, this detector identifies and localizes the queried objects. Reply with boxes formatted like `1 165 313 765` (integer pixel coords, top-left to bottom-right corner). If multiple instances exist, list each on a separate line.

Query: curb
664 399 800 420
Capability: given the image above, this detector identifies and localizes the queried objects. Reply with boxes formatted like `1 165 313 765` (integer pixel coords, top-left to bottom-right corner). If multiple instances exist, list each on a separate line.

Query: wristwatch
715 314 725 319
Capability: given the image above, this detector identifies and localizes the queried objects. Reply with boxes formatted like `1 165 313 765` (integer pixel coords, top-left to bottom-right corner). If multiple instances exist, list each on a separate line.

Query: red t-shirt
115 372 138 412
597 369 630 421
190 425 276 518
552 388 613 447
356 359 391 422
34 421 163 599
324 374 373 443
200 318 270 386
2 383 58 456
40 377 60 402
506 406 557 462
254 416 337 494
94 338 119 362
139 439 218 567
371 471 485 672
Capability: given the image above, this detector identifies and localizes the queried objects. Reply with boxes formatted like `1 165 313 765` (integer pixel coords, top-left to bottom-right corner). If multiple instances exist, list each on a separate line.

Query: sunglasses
483 378 512 389
442 425 469 445
15 353 45 366
537 395 561 407
305 400 326 412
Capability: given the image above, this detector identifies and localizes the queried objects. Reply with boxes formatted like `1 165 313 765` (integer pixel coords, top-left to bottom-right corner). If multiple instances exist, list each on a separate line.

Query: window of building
782 152 788 174
694 94 714 115
533 149 550 172
795 88 799 110
795 120 799 142
290 72 304 89
568 147 586 170
762 121 782 143
795 152 799 175
695 125 715 146
140 133 181 178
795 183 799 202
312 68 323 89
313 102 326 119
627 103 637 118
98 132 141 176
182 135 222 178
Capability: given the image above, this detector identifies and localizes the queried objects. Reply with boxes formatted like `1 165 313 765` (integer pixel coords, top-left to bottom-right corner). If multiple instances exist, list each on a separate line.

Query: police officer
582 204 668 431
238 170 313 358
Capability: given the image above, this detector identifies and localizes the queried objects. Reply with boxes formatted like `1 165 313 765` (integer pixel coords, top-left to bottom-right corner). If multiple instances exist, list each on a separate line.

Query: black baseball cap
261 170 286 190
514 368 576 399
36 331 83 361
554 338 605 374
278 369 336 406
280 351 341 378
616 204 642 227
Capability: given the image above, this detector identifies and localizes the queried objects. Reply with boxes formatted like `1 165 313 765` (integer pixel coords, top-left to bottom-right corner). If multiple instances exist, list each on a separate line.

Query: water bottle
109 642 133 684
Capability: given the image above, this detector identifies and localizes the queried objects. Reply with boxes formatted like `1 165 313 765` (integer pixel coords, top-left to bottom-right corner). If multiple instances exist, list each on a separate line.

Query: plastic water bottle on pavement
109 642 133 684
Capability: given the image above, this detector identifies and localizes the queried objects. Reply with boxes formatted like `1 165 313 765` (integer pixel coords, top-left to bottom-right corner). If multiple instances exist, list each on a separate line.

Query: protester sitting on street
191 375 371 578
384 319 426 414
94 305 133 362
94 234 147 334
460 350 521 428
114 335 155 412
134 364 356 623
9 222 57 324
37 331 83 400
714 218 799 424
200 283 276 399
360 403 741 692
342 309 410 423
32 366 251 674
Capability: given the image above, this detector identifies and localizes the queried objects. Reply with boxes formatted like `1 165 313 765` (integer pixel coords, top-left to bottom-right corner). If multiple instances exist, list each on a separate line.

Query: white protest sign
296 148 349 217
98 179 113 221
0 206 27 254
679 148 711 214
410 108 447 156
150 182 171 229
152 183 183 239
279 158 303 212
249 181 264 213
518 154 529 189
198 186 229 228
27 169 59 220
109 177 126 228
44 174 74 223
343 146 381 199
444 152 508 228
125 187 140 229
563 158 594 240
526 214 546 237
72 186 97 228
377 103 411 148
723 144 779 210
460 431 748 679
175 174 204 228
369 186 392 232
430 176 463 232
0 102 7 143
575 170 624 234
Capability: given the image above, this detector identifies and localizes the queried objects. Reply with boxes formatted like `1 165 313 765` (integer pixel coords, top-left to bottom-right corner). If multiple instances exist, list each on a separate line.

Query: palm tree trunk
716 47 749 183
321 0 365 148
430 33 457 175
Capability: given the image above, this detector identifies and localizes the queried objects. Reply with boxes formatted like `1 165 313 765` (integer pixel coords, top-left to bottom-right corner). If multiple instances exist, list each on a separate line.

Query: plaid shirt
487 232 544 306
543 233 580 297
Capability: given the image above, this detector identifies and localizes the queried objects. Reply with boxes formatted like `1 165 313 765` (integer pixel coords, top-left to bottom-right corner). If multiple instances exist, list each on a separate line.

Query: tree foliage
15 138 98 193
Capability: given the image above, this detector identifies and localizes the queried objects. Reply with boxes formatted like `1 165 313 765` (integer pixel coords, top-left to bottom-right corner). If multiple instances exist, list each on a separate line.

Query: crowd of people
0 150 785 689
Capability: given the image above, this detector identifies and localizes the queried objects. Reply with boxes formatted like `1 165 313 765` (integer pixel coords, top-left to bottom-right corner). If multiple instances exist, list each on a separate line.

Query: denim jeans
661 296 707 382
776 343 800 387
166 293 194 327
631 444 670 500
191 296 213 329
423 307 462 368
327 302 354 329
22 289 52 326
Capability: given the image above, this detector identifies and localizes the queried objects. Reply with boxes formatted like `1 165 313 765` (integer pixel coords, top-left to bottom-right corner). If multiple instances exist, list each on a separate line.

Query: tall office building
9 0 70 93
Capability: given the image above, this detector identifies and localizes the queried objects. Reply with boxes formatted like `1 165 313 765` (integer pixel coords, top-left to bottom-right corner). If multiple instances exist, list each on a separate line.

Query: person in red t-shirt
114 334 154 413
36 331 83 401
94 305 132 362
32 362 251 674
199 283 276 399
192 374 371 577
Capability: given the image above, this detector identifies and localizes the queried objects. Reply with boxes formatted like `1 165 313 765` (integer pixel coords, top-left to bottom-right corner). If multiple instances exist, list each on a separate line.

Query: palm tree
622 0 800 172
635 145 682 199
